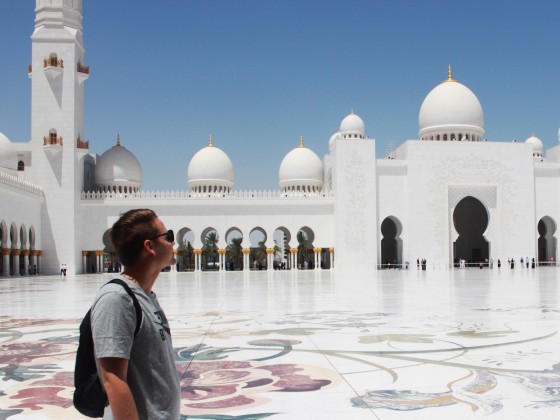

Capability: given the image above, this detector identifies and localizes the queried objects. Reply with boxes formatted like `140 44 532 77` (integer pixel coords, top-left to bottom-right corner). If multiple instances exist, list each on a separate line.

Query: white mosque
1 0 559 275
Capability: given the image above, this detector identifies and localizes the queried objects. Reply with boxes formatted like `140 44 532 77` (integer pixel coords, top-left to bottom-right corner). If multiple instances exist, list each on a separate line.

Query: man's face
150 218 176 268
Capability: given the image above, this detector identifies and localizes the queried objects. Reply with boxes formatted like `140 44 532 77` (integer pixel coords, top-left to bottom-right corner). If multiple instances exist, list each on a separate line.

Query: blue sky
1 0 559 190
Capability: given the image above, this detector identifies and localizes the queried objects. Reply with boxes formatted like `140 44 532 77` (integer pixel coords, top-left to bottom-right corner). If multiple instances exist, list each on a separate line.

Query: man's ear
144 239 156 255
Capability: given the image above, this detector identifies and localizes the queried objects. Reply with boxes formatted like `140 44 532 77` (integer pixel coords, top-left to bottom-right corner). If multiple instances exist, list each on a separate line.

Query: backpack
73 279 143 418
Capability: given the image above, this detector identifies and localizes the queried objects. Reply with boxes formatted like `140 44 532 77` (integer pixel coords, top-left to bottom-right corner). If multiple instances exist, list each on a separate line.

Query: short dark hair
110 209 159 267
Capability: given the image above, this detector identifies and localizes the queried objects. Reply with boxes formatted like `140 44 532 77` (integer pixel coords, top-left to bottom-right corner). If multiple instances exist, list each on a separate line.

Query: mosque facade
1 0 559 275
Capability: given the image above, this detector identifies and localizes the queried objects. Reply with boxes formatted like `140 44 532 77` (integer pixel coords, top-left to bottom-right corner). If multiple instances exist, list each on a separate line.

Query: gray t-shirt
91 276 181 419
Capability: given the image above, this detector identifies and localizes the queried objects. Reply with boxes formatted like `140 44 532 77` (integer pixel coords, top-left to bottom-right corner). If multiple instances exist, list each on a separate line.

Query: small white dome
526 134 544 157
187 136 234 192
419 68 484 141
95 136 142 192
0 132 17 171
328 131 341 151
279 137 324 192
340 112 365 139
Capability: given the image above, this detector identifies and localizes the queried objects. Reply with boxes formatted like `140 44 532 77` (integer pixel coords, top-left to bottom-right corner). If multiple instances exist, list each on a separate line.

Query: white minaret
30 0 89 274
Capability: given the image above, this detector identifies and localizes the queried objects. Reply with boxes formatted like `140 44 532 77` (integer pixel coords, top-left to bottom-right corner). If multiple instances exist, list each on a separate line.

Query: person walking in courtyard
90 209 180 419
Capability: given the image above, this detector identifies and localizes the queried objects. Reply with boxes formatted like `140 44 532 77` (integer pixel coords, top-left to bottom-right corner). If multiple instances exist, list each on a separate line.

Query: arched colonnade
0 219 42 276
86 225 336 273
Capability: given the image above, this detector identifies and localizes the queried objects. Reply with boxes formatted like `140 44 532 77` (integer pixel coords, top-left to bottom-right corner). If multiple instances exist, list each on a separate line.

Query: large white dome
279 137 324 192
94 136 142 193
187 136 234 193
0 132 17 171
419 68 484 141
340 112 365 139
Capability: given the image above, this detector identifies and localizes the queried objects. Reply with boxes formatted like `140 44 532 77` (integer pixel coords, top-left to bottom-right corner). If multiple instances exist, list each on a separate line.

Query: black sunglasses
148 229 174 243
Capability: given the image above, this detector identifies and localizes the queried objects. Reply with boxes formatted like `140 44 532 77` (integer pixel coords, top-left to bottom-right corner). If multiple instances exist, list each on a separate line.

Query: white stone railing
0 171 44 196
81 189 334 200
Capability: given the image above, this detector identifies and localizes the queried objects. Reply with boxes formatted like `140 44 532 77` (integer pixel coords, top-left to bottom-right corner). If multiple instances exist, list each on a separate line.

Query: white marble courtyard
1 267 560 419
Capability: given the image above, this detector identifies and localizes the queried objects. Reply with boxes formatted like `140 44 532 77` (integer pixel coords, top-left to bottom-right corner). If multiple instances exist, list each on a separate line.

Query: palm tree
202 231 219 270
272 239 282 269
182 241 194 271
297 230 310 268
226 237 243 270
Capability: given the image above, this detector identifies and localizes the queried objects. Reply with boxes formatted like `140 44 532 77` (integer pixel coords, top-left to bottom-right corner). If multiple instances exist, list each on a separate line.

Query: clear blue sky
1 0 559 190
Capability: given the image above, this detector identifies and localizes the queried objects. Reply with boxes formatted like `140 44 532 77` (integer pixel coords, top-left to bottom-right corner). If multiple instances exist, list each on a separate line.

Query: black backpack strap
106 278 143 336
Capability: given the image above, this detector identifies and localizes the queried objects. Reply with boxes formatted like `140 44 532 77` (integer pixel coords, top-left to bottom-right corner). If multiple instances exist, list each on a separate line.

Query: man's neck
122 265 158 292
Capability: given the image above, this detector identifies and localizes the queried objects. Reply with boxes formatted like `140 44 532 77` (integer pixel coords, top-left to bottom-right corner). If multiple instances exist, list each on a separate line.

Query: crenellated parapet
81 188 334 201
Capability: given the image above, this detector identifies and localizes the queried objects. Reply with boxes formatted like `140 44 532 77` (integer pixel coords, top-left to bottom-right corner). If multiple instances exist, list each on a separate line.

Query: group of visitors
455 257 538 269
506 257 535 269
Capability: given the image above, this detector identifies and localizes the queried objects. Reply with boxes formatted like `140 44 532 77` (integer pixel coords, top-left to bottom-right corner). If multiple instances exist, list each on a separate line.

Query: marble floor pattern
1 267 560 419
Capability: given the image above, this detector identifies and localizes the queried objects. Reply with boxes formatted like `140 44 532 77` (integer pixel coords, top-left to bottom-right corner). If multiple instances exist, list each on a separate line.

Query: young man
91 209 180 419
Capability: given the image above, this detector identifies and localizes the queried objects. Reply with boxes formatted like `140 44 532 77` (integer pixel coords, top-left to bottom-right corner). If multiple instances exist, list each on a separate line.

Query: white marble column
194 250 200 272
218 250 226 272
2 249 10 276
22 250 30 274
82 251 88 274
13 250 21 276
267 248 273 271
30 251 37 275
329 248 334 270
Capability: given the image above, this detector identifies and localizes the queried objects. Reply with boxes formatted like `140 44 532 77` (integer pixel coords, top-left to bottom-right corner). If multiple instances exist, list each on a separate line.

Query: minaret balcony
43 136 63 146
77 62 89 83
43 57 64 79
77 138 89 149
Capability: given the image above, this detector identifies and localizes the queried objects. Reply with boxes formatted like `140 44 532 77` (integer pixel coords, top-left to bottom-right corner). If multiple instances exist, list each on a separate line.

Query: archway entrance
538 216 557 264
453 196 489 266
381 217 402 269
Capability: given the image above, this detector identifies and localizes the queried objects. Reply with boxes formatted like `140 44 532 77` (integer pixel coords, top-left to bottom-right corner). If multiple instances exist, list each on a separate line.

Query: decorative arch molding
0 220 7 245
19 224 28 249
29 226 36 249
177 227 195 249
225 227 243 244
249 227 267 248
10 223 18 248
102 229 115 253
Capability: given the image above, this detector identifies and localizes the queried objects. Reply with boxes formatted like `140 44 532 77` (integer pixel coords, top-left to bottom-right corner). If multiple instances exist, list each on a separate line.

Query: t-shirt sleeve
91 289 137 359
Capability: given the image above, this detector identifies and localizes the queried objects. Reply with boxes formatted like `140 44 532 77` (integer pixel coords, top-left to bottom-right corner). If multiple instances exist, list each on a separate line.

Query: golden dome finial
116 134 121 146
299 135 304 147
208 133 213 147
446 64 456 82
350 108 354 115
